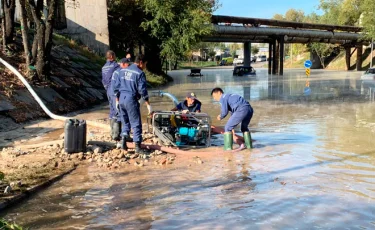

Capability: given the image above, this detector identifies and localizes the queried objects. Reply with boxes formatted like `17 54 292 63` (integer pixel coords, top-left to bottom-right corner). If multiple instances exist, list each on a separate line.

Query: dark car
233 66 256 76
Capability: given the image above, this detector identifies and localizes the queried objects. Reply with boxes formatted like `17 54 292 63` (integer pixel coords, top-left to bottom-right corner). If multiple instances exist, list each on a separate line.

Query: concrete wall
60 0 110 55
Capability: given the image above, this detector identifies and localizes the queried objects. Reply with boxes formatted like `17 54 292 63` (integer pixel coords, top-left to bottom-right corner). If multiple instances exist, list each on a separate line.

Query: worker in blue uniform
110 57 132 147
211 87 253 150
112 55 152 153
171 92 202 113
102 50 120 142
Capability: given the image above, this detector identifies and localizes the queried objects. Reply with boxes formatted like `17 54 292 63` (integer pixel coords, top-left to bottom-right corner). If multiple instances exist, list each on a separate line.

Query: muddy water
2 68 375 229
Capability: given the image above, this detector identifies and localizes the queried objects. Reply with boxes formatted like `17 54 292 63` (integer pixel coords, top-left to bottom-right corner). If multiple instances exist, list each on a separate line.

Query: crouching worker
211 87 253 150
112 55 153 154
171 92 202 113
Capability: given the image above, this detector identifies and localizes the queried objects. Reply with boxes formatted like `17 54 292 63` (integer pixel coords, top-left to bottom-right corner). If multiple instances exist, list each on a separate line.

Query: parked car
233 58 244 65
251 56 257 63
256 55 267 62
233 66 256 76
360 67 375 81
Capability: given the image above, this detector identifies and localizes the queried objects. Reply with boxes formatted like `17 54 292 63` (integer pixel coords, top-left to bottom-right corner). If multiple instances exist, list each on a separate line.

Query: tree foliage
251 46 259 55
141 0 217 60
361 0 375 39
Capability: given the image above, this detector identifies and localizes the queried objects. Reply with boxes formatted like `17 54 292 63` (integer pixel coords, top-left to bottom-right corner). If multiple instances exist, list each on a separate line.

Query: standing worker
102 50 120 143
110 57 133 146
112 55 153 153
211 87 254 150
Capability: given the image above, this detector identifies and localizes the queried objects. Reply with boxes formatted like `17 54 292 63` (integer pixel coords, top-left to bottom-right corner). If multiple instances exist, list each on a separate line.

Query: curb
0 166 77 211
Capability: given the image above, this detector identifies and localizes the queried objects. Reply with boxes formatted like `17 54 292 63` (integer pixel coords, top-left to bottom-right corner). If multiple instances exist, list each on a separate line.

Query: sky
214 0 323 19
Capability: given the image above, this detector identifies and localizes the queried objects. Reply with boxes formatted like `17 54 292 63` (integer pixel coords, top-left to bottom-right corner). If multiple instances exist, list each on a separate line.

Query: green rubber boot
223 132 233 151
243 131 253 149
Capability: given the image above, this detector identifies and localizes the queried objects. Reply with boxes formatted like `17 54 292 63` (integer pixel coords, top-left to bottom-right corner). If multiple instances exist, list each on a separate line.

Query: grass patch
178 61 218 69
0 219 24 230
145 70 173 87
53 34 106 66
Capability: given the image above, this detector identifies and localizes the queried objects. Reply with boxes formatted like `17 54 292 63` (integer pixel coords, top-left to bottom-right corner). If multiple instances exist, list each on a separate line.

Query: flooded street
2 67 375 229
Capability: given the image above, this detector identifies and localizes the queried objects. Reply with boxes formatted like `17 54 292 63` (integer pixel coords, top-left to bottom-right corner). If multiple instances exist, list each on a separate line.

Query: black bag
64 119 87 153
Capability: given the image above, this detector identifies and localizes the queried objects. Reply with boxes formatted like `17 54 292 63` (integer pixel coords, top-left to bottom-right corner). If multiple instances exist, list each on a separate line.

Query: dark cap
186 92 197 99
119 58 132 64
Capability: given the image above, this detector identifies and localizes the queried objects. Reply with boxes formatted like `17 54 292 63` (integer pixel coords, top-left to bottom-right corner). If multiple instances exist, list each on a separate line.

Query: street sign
304 60 312 68
306 68 310 76
304 86 311 96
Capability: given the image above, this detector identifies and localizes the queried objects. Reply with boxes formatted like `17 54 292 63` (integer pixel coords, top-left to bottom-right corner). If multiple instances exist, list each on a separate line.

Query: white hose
0 58 110 130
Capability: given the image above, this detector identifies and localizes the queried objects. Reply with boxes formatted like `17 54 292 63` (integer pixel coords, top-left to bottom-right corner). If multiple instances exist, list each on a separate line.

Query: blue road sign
304 60 312 68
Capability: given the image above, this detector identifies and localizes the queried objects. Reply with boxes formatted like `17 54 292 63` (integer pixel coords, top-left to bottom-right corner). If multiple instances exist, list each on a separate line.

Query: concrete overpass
204 15 368 75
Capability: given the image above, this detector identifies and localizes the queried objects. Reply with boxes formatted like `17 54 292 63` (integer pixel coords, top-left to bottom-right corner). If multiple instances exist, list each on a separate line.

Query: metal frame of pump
148 111 212 148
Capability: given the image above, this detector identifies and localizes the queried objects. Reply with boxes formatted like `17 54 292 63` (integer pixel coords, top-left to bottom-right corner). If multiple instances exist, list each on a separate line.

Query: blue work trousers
106 87 121 121
119 94 142 142
225 106 253 132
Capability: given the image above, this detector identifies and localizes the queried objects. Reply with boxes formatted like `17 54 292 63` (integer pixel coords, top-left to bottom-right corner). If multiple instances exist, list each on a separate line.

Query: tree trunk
35 23 46 80
1 0 7 50
43 0 56 79
3 0 16 43
19 0 31 67
173 59 178 70
31 31 38 64
29 0 46 80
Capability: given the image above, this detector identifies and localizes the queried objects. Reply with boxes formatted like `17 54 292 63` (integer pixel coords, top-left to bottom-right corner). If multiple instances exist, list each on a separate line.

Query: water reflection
165 68 374 103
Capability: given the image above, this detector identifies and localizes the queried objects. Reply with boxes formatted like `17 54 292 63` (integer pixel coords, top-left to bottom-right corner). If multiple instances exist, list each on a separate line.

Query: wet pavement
1 67 375 229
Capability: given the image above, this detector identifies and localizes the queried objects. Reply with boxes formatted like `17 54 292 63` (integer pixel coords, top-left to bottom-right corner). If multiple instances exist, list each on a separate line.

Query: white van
256 55 267 62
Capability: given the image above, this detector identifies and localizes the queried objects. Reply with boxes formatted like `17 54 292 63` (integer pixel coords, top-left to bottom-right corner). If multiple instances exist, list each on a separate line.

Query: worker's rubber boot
121 137 128 151
109 119 115 140
243 131 253 149
223 132 233 151
112 121 122 141
135 142 147 154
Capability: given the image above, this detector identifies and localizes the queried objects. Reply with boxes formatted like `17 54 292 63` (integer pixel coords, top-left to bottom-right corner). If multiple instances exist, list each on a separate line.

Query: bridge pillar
345 47 351 71
244 41 251 67
272 39 278 74
279 36 284 75
356 44 363 71
268 43 272 74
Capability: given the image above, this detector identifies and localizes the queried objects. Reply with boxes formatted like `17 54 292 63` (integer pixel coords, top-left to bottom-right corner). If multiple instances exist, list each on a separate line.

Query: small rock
4 186 12 194
53 143 61 149
88 158 93 163
116 153 125 159
93 146 103 154
225 157 231 162
197 159 203 164
18 164 25 169
130 153 139 159
54 161 59 167
280 182 286 185
159 159 167 165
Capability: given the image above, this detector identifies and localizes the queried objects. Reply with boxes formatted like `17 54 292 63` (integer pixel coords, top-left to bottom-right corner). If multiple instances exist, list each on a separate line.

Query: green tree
285 9 305 22
309 43 335 68
273 14 284 20
208 49 216 60
141 0 217 64
251 46 259 55
361 0 375 39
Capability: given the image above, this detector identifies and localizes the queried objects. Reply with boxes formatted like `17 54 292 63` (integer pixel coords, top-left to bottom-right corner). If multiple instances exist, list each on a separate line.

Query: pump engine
148 111 211 147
